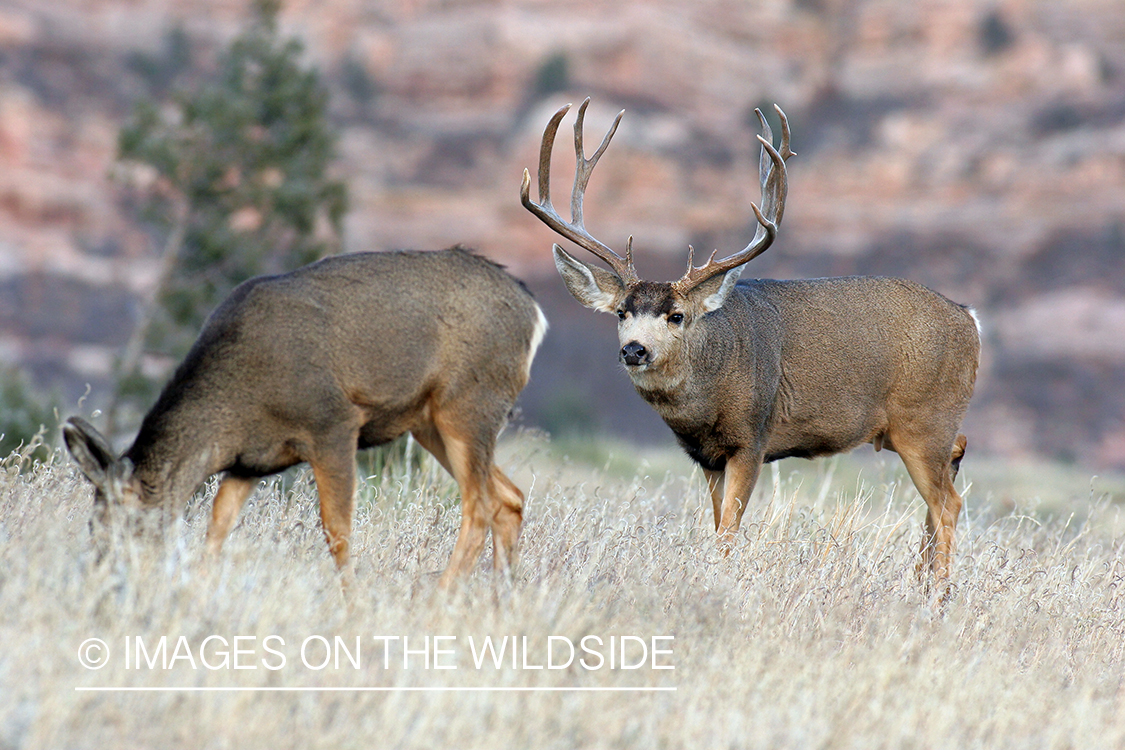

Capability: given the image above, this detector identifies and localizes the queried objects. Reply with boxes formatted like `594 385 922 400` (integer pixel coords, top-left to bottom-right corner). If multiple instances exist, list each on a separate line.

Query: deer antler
521 98 639 285
671 105 794 294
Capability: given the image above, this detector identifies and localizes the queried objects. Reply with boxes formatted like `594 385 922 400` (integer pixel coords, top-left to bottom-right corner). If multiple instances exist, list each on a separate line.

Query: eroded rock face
1 0 1123 467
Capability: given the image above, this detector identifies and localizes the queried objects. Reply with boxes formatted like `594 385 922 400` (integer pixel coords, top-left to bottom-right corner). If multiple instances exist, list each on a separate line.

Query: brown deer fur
523 99 979 585
64 247 548 587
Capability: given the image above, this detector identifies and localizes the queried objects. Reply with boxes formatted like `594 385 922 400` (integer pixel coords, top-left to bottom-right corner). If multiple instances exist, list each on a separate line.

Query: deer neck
626 329 717 419
125 395 221 510
629 311 750 431
629 366 689 419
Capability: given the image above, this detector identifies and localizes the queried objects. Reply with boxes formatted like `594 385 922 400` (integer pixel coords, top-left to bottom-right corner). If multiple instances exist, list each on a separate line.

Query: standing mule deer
522 99 980 585
64 248 548 587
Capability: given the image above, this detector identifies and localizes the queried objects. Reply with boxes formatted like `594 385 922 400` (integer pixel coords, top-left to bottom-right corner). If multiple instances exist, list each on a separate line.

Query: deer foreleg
206 475 256 556
310 449 358 572
716 451 763 549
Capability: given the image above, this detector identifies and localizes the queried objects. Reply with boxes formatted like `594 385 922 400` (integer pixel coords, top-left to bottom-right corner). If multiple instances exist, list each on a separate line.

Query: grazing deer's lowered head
522 99 980 588
65 248 548 587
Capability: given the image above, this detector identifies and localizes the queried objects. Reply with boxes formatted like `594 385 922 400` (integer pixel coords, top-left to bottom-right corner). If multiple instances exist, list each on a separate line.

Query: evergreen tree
0 367 56 464
110 0 347 433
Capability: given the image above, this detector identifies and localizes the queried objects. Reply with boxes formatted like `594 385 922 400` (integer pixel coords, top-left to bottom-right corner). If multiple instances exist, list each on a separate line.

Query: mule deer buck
64 248 547 587
521 99 979 585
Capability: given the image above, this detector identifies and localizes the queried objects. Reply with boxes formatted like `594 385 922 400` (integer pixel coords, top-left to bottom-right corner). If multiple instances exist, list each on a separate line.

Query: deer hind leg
487 466 524 577
206 475 257 556
416 421 522 584
895 438 964 587
950 434 968 482
412 416 493 588
439 433 491 588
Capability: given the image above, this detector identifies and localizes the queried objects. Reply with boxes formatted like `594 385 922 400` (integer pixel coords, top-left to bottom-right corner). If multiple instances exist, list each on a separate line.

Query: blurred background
0 0 1122 471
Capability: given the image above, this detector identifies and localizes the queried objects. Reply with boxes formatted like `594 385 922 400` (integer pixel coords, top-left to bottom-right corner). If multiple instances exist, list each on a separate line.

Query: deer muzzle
620 341 650 367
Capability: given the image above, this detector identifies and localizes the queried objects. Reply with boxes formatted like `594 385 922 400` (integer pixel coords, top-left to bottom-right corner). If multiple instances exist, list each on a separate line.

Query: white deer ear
697 266 745 312
553 244 625 314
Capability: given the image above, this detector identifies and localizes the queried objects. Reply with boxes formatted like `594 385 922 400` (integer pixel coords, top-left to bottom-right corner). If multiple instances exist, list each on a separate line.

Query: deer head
63 417 145 509
521 98 793 376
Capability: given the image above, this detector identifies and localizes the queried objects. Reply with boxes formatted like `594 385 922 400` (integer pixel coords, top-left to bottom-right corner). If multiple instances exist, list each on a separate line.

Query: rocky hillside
1 0 1123 468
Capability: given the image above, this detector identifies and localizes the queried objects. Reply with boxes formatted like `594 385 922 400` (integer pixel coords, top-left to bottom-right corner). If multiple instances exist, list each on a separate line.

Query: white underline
75 686 676 692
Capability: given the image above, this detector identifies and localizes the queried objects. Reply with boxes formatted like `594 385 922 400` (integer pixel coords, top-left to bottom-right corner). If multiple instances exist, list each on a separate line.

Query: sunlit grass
1 433 1123 749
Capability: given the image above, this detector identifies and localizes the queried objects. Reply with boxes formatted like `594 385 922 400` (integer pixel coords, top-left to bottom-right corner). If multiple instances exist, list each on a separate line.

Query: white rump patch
525 304 549 379
968 307 982 337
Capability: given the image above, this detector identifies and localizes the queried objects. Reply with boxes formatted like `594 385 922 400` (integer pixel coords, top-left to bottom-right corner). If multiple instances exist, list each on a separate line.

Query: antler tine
535 102 572 211
684 244 721 276
672 105 794 294
756 107 774 189
760 104 793 226
775 103 794 160
572 98 624 228
521 98 638 284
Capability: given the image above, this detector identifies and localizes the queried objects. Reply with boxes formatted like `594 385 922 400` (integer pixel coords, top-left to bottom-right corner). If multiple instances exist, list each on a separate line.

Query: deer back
694 275 980 463
120 247 545 505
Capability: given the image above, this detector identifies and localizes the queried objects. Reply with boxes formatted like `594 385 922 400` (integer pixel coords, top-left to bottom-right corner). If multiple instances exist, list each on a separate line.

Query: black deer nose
621 342 648 366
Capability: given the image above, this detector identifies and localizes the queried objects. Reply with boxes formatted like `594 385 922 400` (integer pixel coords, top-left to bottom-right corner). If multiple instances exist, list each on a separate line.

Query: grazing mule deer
64 248 548 587
522 100 979 585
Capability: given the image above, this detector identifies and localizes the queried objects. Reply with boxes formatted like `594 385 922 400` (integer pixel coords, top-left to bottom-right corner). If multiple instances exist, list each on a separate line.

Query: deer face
553 244 742 376
63 417 147 511
617 281 684 370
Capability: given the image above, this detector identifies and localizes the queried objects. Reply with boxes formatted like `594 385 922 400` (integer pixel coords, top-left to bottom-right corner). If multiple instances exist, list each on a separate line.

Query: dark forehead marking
623 281 678 316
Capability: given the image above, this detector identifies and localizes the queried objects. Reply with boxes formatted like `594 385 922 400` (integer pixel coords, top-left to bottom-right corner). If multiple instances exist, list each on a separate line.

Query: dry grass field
1 430 1124 749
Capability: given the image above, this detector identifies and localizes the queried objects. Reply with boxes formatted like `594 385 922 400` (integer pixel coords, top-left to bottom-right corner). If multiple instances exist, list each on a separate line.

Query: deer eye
668 312 684 325
617 309 626 320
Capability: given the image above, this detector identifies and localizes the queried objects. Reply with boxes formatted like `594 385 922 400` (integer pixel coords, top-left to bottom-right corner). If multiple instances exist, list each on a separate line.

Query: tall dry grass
1 431 1123 749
